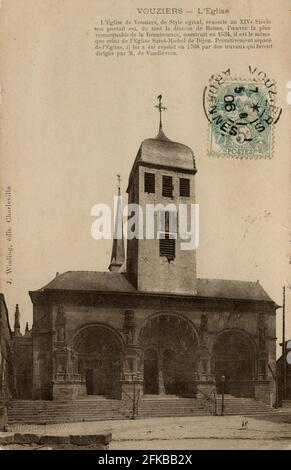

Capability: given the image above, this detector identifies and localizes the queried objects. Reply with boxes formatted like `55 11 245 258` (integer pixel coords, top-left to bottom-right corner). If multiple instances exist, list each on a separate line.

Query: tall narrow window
159 236 176 261
162 175 173 197
179 178 190 197
158 210 176 262
144 172 155 193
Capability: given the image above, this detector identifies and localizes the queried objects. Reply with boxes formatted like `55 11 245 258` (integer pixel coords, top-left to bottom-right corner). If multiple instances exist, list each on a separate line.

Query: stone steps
214 398 274 415
8 395 275 424
8 398 126 424
137 396 274 418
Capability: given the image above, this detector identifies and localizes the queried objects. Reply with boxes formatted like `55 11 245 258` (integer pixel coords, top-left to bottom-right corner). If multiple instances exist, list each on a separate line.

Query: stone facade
12 305 33 399
0 298 34 421
276 340 291 406
0 294 14 430
13 336 33 399
27 123 278 409
28 277 277 406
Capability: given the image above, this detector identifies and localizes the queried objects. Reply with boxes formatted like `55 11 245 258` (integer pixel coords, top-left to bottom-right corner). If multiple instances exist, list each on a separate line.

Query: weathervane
155 94 167 134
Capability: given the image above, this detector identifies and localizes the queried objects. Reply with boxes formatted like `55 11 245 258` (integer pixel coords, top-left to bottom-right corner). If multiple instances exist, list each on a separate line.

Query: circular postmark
204 68 282 158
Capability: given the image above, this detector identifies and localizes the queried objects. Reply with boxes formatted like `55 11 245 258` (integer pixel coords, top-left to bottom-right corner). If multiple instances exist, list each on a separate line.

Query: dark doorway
212 331 255 397
163 349 176 394
85 369 94 395
140 315 198 396
74 326 122 398
144 349 159 394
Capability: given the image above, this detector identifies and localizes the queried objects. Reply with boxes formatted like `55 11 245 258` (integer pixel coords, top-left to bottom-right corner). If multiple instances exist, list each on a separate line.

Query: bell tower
126 96 197 295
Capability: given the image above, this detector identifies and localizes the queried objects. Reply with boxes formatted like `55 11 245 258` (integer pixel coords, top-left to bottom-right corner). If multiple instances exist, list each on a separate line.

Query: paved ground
111 439 291 450
2 413 291 450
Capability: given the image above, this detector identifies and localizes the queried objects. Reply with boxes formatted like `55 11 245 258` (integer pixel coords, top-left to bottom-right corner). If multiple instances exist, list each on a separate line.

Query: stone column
53 346 85 400
52 305 85 400
0 399 8 431
121 345 143 418
254 314 273 405
121 310 145 415
257 314 268 380
195 348 216 398
195 314 216 398
0 364 8 431
158 355 165 395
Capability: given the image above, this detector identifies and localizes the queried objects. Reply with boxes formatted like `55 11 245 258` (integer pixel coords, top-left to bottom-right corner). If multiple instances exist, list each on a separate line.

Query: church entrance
73 325 123 398
212 330 256 398
144 349 159 394
140 315 198 397
163 349 177 395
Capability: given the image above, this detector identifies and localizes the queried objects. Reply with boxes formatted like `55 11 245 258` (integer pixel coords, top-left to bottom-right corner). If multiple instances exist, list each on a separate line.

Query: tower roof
14 303 22 337
136 133 196 172
14 304 20 329
128 96 196 187
127 132 197 190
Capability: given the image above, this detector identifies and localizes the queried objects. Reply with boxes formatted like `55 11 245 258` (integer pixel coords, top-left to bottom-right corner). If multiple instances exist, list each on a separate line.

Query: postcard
0 0 290 452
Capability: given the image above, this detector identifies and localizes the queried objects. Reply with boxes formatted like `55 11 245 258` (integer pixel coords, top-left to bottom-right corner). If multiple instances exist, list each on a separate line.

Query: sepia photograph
0 0 290 457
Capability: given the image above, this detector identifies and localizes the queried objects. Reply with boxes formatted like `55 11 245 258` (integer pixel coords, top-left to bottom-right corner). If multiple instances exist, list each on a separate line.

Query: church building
29 98 278 409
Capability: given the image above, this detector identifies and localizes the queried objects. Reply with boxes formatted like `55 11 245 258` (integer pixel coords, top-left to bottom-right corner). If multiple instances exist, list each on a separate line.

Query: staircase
138 396 211 418
215 396 275 416
137 395 275 419
8 395 275 425
8 396 126 425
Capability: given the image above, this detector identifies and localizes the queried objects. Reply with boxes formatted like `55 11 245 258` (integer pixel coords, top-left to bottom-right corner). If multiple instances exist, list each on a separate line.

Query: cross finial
155 94 167 133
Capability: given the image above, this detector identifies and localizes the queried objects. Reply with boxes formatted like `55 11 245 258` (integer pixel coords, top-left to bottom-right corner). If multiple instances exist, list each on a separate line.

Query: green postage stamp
204 68 282 159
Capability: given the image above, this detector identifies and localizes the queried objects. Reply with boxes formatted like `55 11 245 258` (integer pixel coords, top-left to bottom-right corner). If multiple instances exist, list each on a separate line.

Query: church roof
34 271 273 302
196 278 272 302
38 271 136 293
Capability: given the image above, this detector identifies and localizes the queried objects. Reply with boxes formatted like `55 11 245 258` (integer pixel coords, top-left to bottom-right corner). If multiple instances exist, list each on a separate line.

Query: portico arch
139 314 199 396
211 329 257 398
72 324 124 398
